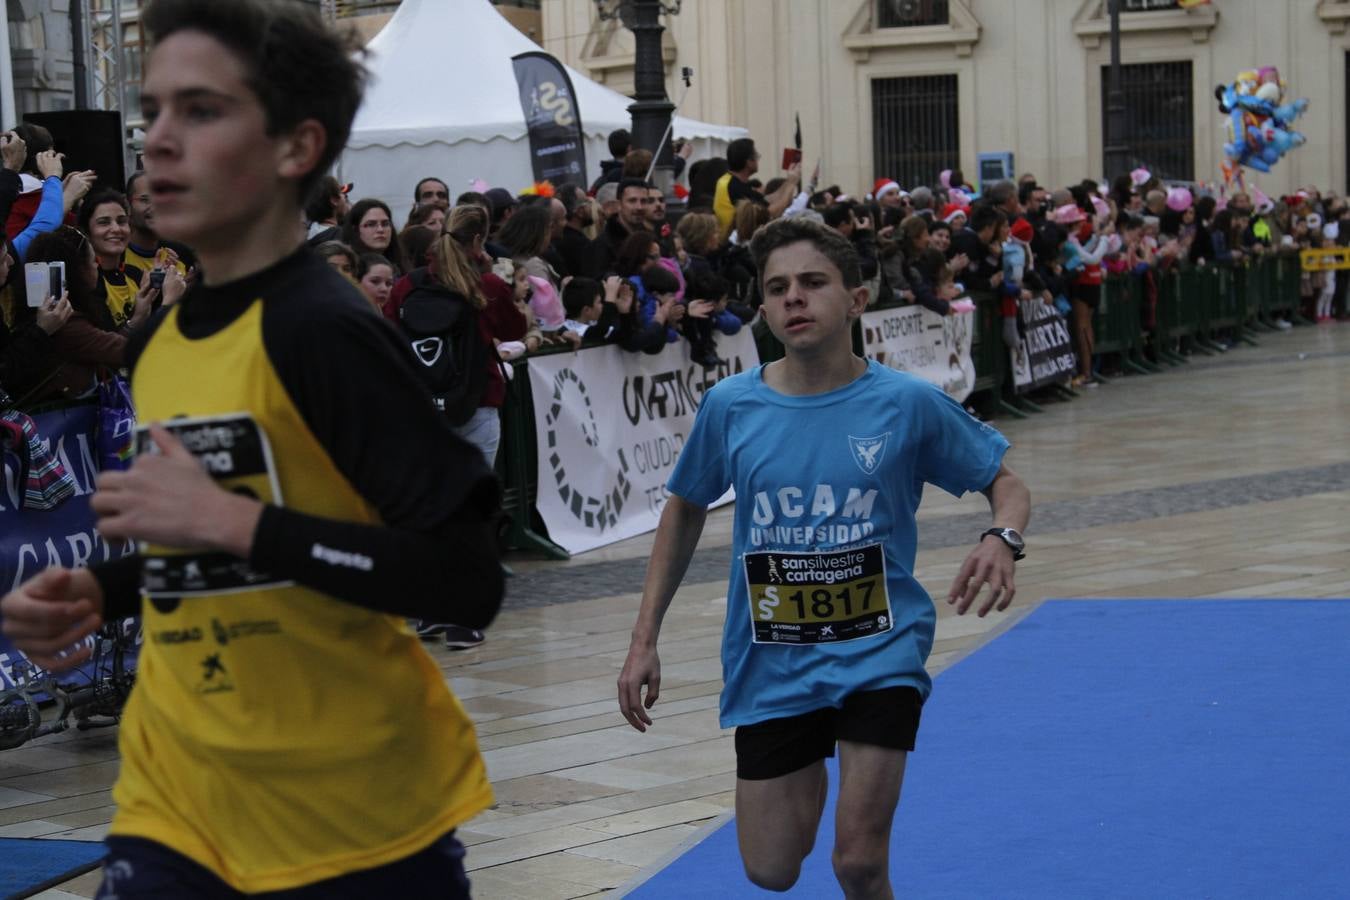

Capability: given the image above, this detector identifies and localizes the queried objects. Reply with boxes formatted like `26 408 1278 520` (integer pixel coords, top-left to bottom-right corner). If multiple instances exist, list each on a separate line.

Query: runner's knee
831 844 888 896
743 857 803 893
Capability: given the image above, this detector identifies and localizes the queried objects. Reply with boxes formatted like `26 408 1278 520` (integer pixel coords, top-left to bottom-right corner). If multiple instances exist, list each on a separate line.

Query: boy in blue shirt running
618 217 1031 899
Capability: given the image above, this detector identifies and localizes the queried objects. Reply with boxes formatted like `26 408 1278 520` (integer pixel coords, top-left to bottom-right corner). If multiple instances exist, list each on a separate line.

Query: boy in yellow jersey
0 1 503 896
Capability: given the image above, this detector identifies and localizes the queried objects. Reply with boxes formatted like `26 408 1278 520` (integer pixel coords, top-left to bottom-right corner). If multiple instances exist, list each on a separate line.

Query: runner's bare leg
735 759 829 891
832 741 907 900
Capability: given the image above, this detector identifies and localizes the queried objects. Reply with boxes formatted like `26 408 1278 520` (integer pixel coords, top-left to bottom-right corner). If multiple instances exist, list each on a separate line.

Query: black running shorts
734 686 923 781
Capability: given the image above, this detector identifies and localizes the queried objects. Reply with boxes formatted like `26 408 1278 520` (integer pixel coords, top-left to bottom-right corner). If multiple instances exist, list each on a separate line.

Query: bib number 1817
744 543 891 645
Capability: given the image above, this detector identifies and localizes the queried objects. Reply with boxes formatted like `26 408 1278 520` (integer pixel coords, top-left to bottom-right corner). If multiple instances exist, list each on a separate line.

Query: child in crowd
492 257 543 357
681 269 741 367
526 274 579 349
635 264 686 347
561 275 633 346
1000 218 1037 348
356 253 395 313
315 240 358 280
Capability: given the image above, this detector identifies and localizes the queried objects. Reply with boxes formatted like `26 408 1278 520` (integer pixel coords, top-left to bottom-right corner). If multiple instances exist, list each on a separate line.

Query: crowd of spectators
4 119 1348 421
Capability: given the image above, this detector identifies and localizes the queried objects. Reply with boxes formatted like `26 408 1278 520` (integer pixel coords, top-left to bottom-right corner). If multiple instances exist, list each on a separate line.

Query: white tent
341 0 746 224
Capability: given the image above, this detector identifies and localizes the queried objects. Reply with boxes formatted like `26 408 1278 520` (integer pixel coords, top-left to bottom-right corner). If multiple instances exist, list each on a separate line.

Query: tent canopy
347 0 745 151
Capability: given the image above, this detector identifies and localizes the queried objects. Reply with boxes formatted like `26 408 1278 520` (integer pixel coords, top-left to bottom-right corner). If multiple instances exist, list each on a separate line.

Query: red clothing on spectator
384 269 526 409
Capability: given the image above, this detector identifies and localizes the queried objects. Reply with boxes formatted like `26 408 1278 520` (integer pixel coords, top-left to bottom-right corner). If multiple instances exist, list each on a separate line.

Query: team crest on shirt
847 433 890 476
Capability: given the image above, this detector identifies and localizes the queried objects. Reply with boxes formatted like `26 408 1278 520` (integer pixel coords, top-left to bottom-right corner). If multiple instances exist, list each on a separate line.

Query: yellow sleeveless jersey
111 291 493 891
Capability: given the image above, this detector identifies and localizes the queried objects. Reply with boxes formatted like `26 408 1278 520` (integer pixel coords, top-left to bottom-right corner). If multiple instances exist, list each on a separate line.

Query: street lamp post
1102 0 1131 181
594 0 681 193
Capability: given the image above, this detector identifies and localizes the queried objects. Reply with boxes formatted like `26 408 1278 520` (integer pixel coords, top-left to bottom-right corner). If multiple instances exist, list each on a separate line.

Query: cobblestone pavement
503 461 1350 608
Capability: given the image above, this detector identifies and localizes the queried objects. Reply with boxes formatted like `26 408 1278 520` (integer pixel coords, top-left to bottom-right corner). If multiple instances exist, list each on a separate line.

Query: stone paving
13 320 1350 900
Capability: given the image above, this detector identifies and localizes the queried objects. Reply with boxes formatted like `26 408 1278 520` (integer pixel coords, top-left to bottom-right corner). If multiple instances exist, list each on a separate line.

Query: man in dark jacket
586 178 650 277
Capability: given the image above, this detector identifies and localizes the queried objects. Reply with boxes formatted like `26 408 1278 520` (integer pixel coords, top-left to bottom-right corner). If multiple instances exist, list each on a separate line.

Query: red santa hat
872 178 901 200
940 203 969 224
1010 218 1035 243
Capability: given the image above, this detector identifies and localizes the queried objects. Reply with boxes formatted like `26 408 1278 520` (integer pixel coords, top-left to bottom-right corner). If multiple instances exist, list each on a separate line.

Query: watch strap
981 528 1025 561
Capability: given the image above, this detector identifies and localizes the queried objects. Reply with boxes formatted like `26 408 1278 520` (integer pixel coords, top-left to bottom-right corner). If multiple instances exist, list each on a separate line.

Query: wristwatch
981 527 1025 561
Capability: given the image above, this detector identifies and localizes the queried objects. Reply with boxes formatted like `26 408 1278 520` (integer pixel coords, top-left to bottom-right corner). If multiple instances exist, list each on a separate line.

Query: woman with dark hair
399 224 439 273
1209 209 1248 265
614 230 661 279
23 226 155 399
880 215 956 316
1188 195 1218 265
402 202 446 235
385 203 526 651
343 198 410 274
78 188 184 327
594 229 675 352
495 203 559 289
78 189 140 326
0 233 71 403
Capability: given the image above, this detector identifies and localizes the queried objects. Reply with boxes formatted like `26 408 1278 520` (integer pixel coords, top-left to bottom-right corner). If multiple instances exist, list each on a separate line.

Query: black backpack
396 269 487 426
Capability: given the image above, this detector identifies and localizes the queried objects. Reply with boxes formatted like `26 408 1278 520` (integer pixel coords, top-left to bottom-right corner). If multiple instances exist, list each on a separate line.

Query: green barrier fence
492 256 1303 554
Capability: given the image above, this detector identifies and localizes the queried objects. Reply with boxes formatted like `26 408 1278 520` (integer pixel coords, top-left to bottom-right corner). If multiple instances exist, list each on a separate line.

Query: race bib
136 413 291 597
743 543 892 645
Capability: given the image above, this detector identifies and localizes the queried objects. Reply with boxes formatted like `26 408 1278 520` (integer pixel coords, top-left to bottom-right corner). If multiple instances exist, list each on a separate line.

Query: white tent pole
0 8 16 129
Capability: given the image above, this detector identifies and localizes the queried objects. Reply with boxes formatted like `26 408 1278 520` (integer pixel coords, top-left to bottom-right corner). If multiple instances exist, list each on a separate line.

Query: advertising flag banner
512 51 589 184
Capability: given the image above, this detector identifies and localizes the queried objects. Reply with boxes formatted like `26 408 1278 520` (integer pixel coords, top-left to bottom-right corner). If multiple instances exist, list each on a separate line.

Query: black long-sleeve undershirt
93 248 505 626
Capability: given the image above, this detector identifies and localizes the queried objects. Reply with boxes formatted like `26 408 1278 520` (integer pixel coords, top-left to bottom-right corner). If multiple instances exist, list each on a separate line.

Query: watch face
1002 529 1025 551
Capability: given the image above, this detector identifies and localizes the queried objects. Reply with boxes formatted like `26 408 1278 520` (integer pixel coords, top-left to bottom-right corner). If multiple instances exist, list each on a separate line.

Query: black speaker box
23 110 128 194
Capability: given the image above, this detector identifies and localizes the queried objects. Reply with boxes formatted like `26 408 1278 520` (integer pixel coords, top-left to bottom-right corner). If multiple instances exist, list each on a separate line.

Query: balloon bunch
1215 67 1308 185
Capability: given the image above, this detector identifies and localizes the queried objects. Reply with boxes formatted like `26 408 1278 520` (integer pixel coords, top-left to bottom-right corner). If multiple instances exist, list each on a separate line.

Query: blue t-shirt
668 359 1009 728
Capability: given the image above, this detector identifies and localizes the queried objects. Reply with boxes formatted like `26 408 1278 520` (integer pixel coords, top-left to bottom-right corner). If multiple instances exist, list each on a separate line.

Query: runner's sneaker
444 626 485 651
415 621 452 640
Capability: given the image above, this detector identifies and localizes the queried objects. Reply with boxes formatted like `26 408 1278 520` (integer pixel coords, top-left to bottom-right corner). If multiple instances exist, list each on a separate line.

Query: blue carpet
0 838 104 899
629 599 1350 898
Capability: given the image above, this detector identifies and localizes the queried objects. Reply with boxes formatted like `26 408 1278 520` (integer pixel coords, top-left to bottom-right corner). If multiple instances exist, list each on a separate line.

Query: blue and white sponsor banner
1 403 136 690
527 329 758 555
860 305 976 402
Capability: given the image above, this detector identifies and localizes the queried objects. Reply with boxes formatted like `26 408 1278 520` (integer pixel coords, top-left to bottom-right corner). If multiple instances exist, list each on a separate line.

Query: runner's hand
0 568 105 672
618 642 661 732
92 424 260 554
947 537 1016 617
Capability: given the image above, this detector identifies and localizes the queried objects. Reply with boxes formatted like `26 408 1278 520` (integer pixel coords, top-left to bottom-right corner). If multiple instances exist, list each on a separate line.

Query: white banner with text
526 330 758 554
860 305 976 402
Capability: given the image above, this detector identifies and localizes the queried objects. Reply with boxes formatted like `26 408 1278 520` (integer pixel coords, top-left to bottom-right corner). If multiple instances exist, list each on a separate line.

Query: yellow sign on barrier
1301 247 1350 271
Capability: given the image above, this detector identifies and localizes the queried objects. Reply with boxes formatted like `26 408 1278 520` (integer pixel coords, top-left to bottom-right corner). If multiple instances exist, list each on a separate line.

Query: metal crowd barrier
491 255 1305 553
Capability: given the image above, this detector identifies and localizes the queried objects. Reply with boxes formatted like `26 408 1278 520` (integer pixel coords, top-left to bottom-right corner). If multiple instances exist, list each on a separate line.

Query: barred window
872 74 959 190
877 0 949 29
1100 61 1193 181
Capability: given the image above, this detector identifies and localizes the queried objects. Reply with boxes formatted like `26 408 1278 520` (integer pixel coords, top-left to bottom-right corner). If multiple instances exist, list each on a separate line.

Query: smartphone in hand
25 261 64 308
